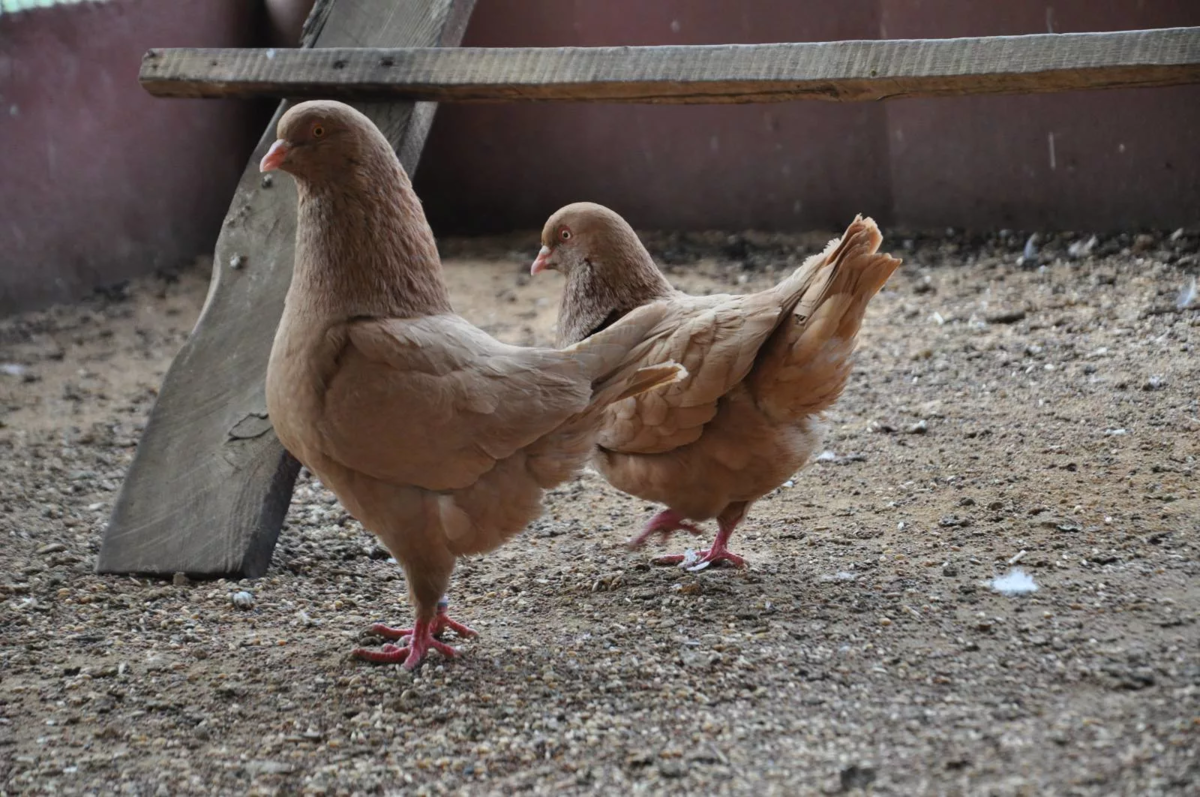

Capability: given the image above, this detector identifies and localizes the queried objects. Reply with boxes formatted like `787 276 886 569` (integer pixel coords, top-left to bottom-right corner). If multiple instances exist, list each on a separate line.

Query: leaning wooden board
139 27 1200 103
98 0 477 578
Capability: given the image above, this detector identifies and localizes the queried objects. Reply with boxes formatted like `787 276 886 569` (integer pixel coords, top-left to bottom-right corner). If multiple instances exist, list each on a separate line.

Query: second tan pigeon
532 204 900 570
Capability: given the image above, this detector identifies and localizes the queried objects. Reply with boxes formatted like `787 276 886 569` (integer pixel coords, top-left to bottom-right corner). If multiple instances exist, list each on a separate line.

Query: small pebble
1022 234 1039 262
841 764 877 790
1068 236 1098 258
1177 277 1196 309
658 760 686 779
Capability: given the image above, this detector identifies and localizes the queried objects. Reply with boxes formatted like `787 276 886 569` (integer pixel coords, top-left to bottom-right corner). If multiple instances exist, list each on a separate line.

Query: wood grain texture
140 27 1200 102
98 0 476 578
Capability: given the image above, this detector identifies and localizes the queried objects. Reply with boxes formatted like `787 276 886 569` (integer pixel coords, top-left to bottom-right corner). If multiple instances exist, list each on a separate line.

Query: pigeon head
532 202 642 278
260 100 387 181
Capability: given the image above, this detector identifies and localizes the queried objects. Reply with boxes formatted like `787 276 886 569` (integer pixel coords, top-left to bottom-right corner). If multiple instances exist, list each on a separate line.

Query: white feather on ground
991 568 1039 595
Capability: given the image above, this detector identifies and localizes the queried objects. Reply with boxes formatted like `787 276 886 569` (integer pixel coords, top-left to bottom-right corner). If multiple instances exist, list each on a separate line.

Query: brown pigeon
532 203 900 570
262 104 684 668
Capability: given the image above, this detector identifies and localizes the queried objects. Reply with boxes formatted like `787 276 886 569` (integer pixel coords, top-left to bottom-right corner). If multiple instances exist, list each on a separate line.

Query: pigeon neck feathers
557 237 674 347
290 130 452 321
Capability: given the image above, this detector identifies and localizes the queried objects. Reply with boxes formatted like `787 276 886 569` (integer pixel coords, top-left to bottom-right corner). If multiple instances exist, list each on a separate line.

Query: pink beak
531 245 552 275
260 139 290 172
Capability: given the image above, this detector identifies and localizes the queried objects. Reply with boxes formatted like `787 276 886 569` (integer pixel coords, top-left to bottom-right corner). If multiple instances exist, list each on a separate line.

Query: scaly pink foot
628 508 704 549
652 542 746 571
353 599 476 669
649 502 749 571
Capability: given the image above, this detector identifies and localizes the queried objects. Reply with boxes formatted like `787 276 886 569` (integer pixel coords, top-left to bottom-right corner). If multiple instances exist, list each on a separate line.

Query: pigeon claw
352 601 476 669
652 546 746 571
628 508 705 549
352 625 461 670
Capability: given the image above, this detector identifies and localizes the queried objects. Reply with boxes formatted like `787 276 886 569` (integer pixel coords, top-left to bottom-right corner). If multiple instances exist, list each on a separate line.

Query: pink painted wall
414 0 1200 234
416 0 891 233
879 0 1200 230
2 0 1197 313
0 0 264 313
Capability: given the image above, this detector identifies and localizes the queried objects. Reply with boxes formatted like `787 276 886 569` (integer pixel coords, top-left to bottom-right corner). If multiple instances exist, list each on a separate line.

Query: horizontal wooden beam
140 27 1200 103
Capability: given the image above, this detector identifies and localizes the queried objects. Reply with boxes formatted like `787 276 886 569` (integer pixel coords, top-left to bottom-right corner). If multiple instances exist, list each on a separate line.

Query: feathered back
748 216 901 422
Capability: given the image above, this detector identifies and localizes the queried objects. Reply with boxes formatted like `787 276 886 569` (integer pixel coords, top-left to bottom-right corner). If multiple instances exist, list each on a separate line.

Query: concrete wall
0 0 263 313
415 0 1200 234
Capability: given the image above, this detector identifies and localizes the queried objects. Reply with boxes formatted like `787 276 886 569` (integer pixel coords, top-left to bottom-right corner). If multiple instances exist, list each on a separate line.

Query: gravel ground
1 228 1197 796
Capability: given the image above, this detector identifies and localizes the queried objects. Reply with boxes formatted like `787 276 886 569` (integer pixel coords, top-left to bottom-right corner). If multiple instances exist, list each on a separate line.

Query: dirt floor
1 228 1197 796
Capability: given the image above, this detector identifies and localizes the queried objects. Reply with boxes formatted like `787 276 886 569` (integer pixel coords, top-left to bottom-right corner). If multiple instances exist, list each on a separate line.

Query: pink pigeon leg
365 597 478 642
352 598 476 669
352 617 462 669
628 508 705 549
652 502 749 570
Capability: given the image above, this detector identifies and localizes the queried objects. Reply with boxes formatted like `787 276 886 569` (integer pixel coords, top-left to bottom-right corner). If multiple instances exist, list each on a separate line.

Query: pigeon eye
560 228 571 241
312 124 326 138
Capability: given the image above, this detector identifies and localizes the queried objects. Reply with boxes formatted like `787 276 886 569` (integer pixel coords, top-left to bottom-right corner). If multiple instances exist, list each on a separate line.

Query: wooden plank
97 0 476 579
140 27 1200 103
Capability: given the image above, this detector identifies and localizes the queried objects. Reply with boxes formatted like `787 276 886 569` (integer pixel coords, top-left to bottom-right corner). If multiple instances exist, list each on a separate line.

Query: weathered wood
98 0 476 578
140 27 1200 103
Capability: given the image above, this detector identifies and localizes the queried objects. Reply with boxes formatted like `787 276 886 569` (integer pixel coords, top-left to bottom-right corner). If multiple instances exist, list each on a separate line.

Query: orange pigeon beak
260 139 290 172
530 246 553 275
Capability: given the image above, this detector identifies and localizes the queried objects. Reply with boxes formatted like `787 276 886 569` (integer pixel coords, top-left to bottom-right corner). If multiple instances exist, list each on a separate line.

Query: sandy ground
1 229 1197 796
